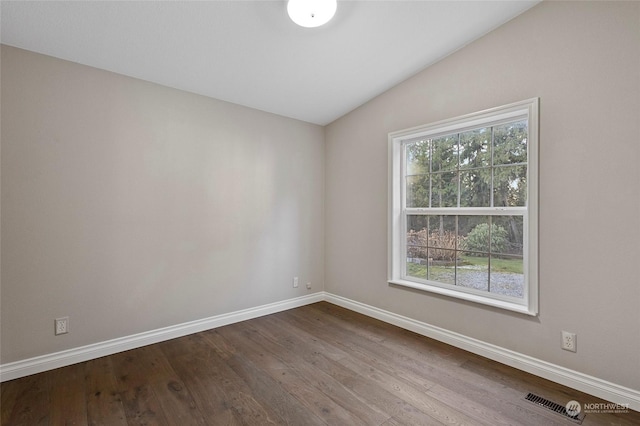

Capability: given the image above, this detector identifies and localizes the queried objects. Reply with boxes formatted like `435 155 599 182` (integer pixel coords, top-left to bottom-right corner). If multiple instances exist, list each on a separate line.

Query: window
388 99 538 315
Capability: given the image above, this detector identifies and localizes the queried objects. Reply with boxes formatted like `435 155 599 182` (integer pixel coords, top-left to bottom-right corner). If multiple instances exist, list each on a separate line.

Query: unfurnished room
1 1 639 424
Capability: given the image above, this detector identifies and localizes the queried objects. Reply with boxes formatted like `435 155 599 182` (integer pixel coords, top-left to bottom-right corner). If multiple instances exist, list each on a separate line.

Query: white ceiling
1 1 539 125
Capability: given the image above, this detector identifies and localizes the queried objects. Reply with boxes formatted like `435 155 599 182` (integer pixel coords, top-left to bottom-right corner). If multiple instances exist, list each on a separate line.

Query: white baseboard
324 293 640 412
2 291 638 413
0 293 324 383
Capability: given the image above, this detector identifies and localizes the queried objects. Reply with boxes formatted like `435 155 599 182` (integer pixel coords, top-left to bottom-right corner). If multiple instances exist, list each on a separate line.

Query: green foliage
405 120 528 208
465 223 508 254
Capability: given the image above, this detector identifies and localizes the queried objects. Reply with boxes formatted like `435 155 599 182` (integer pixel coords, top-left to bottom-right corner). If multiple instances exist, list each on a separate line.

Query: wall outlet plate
55 317 69 335
562 331 576 352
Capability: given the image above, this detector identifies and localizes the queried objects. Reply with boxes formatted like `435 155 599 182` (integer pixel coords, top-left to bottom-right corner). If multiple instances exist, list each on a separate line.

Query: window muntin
389 99 538 315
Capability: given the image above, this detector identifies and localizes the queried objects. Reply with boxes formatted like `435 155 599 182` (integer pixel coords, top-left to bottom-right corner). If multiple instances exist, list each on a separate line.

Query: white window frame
388 98 539 315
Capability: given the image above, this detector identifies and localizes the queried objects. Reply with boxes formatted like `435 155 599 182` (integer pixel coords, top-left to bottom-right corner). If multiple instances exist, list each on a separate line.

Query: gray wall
325 1 640 390
2 0 639 393
1 46 325 363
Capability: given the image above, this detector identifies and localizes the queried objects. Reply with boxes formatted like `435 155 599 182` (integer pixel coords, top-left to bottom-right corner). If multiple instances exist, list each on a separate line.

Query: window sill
388 279 537 316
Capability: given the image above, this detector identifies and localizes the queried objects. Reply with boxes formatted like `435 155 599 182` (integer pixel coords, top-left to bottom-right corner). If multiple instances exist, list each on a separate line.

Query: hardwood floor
2 302 638 425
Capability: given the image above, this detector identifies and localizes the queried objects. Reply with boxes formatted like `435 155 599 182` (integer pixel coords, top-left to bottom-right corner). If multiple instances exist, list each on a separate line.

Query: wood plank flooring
2 302 639 425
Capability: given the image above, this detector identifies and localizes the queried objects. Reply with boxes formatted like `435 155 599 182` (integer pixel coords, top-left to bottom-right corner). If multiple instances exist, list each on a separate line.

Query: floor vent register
524 392 585 424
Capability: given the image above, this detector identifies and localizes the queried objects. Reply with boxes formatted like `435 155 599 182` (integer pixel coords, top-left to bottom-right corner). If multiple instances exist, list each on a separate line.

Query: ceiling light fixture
287 0 337 28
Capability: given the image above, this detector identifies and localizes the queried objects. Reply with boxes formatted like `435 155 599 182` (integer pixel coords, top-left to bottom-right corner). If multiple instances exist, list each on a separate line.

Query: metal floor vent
524 392 585 424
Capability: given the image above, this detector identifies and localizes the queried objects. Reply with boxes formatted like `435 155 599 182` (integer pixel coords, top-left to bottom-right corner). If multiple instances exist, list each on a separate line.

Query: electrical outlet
306 282 311 289
293 277 299 288
55 317 69 335
562 331 576 352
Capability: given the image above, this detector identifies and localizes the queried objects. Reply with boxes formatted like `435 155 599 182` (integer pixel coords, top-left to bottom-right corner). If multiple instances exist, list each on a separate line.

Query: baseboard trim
324 293 640 412
2 291 638 412
0 293 324 383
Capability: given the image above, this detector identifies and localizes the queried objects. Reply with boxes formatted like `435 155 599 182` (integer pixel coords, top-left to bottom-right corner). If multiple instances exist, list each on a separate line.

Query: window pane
460 169 491 207
407 244 428 261
406 175 430 207
428 248 456 285
406 258 428 280
406 245 428 280
457 215 487 239
406 140 430 176
490 255 524 298
493 165 527 207
459 127 490 169
457 254 489 291
462 218 491 253
431 135 458 172
491 216 524 255
431 172 458 207
493 120 527 165
427 216 457 248
407 214 430 232
406 218 428 279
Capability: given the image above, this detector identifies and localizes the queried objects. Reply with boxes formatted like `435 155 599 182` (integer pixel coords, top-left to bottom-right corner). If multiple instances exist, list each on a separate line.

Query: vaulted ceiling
1 1 539 125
